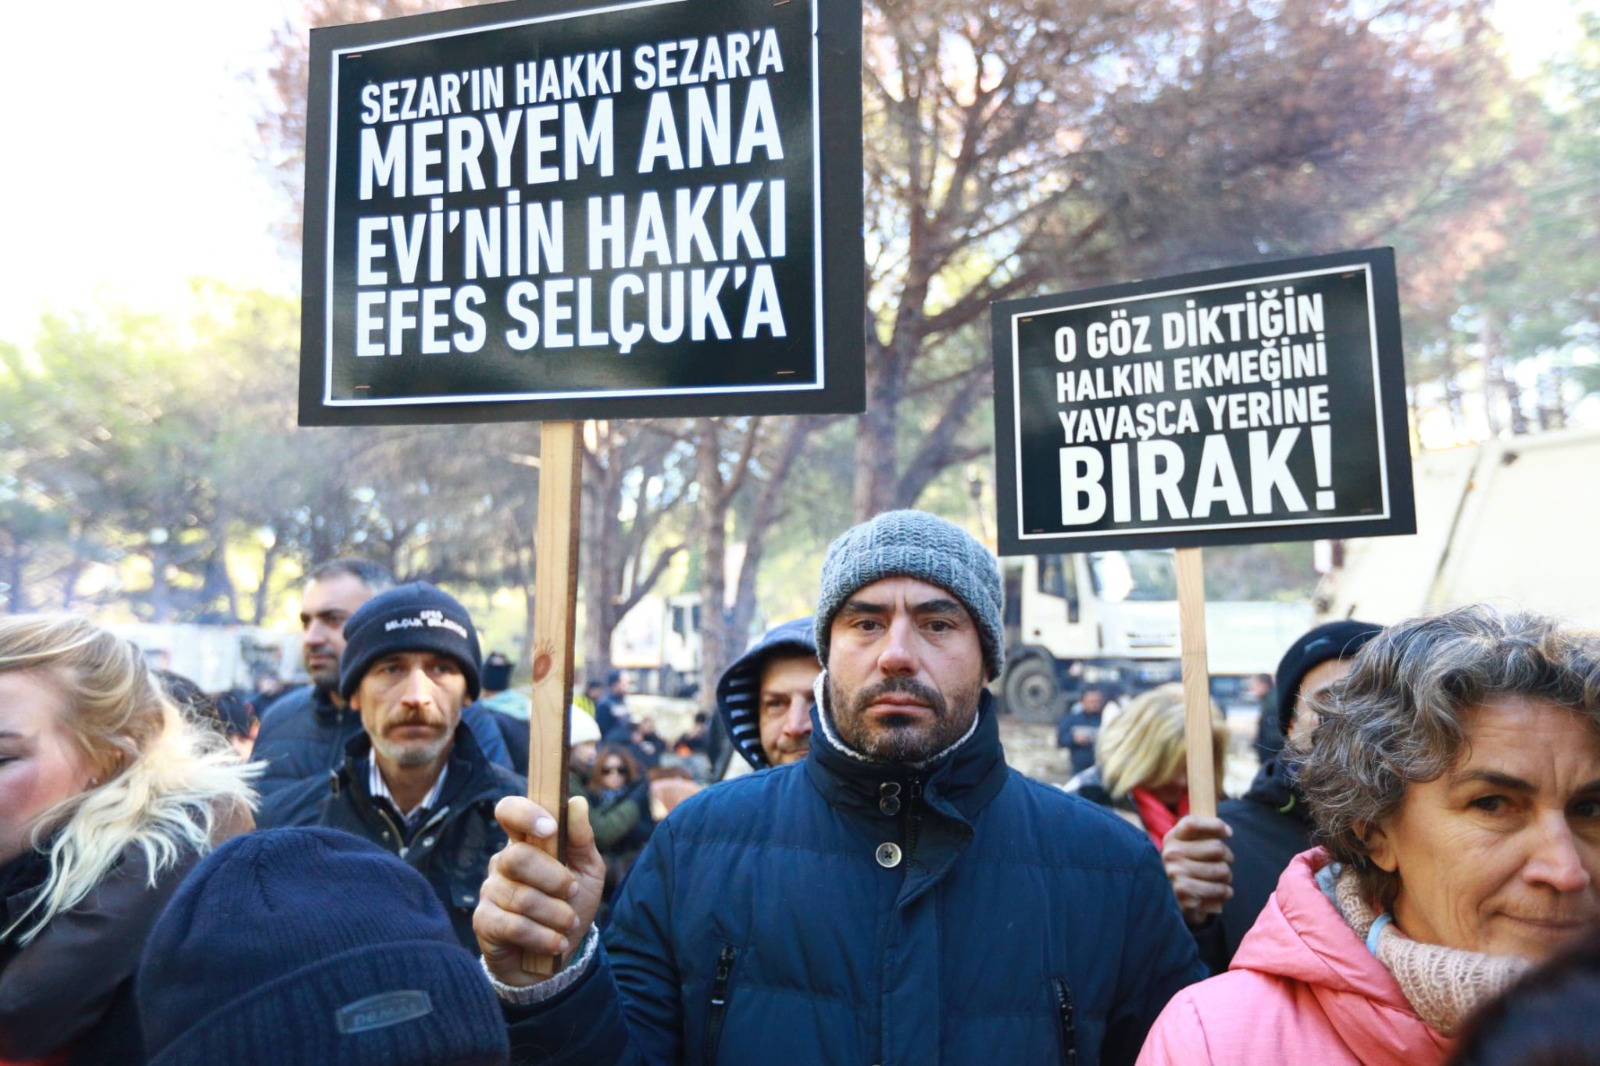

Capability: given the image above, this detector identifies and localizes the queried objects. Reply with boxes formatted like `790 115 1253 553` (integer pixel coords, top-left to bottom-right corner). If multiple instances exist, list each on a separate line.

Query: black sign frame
992 248 1415 556
299 0 863 426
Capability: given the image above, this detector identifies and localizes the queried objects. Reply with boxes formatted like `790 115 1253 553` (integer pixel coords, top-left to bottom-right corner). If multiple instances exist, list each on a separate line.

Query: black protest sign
993 249 1414 555
299 0 863 426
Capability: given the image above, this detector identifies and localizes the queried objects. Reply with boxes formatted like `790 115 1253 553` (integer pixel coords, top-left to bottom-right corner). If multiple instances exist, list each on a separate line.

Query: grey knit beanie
814 510 1005 680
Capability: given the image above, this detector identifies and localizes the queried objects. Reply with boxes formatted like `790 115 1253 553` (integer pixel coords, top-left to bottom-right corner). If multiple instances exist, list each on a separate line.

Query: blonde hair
1096 682 1226 801
0 615 259 945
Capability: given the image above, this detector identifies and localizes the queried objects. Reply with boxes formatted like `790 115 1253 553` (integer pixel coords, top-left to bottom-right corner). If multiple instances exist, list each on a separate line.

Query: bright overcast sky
0 0 1589 348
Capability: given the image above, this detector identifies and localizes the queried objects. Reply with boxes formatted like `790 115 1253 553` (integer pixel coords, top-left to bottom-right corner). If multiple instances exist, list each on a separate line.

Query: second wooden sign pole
1175 546 1217 820
523 420 583 977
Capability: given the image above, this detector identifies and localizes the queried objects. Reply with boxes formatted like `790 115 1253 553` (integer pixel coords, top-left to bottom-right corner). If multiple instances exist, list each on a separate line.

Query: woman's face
0 671 94 866
1368 696 1600 961
595 755 629 789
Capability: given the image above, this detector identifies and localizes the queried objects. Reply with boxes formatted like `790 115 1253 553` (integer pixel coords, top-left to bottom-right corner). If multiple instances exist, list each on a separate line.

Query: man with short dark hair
259 582 525 951
593 669 632 738
1163 619 1384 972
474 511 1204 1064
253 560 514 798
1056 682 1109 776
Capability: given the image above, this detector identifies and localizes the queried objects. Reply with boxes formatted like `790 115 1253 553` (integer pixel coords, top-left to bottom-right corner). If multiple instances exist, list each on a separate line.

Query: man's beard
828 675 980 764
372 722 453 769
305 655 339 693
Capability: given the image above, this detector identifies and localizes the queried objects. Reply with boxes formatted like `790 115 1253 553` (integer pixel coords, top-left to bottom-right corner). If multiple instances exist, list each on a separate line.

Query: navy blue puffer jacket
509 691 1204 1065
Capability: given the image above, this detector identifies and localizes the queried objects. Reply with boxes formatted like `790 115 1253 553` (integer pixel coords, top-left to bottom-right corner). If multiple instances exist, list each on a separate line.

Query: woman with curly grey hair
1139 605 1600 1065
0 615 258 1064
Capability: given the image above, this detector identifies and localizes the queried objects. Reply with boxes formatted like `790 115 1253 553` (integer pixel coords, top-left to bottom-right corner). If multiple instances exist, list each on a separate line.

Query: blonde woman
0 615 257 1065
1066 682 1226 849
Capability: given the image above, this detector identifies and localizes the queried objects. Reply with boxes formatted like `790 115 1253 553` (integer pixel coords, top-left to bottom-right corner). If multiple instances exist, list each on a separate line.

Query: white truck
104 622 302 694
997 550 1311 720
1317 427 1600 628
610 592 704 698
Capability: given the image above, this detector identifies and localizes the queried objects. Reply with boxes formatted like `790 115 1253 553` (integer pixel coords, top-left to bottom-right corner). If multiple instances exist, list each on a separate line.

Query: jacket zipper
1052 976 1077 1066
705 944 736 1066
373 806 409 857
905 778 924 863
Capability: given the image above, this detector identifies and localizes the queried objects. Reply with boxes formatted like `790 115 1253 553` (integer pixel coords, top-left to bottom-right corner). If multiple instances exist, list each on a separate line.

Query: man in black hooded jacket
1163 619 1384 973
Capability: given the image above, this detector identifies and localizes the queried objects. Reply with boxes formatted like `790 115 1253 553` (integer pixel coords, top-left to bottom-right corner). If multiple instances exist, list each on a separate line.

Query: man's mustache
847 676 948 719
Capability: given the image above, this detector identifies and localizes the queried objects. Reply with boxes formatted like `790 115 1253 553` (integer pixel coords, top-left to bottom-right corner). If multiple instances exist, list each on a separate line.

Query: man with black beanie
258 582 525 951
253 559 517 797
1163 618 1384 973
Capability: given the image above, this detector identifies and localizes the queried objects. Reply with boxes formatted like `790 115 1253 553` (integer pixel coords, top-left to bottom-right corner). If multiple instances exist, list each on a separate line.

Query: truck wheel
1003 658 1061 723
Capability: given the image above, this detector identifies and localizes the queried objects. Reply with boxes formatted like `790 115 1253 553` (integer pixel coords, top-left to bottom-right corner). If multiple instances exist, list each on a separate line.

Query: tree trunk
148 543 173 622
695 421 732 704
578 435 618 682
853 354 904 520
253 540 283 626
3 551 25 614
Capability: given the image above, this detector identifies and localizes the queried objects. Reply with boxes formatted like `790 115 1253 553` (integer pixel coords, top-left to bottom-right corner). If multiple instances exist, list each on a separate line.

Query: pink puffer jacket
1137 848 1454 1065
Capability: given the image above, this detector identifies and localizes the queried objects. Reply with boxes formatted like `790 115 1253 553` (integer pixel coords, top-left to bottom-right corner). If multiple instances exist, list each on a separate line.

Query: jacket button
879 796 901 815
421 837 435 848
875 842 902 868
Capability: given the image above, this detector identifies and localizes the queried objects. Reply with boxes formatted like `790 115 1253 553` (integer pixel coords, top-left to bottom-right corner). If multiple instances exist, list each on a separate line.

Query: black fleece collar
805 686 1009 824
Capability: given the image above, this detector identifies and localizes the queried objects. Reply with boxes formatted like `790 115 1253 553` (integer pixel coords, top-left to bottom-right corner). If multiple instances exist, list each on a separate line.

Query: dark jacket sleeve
505 945 641 1066
0 848 190 1061
504 819 685 1065
254 773 330 831
462 700 515 772
250 688 338 800
1102 843 1209 1066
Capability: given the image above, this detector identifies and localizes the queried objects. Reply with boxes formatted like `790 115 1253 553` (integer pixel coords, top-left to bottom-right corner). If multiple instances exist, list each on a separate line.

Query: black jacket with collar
507 690 1204 1065
1 841 203 1064
257 724 525 951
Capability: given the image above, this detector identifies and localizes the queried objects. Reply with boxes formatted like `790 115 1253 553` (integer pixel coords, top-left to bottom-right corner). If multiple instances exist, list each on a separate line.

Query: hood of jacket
1230 848 1453 1059
1239 756 1314 825
716 616 818 769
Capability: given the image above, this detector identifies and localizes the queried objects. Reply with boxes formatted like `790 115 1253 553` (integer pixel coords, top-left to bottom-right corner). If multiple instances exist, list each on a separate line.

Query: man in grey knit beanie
474 509 1205 1063
814 509 1006 681
808 509 1005 764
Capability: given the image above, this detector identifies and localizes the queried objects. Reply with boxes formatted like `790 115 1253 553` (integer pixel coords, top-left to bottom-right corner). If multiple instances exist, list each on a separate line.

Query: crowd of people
6 510 1600 1064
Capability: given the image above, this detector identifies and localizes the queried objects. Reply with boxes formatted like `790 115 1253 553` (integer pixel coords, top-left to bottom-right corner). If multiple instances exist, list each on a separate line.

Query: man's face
351 651 468 773
758 653 819 766
299 573 375 693
1287 657 1355 743
569 740 597 775
826 577 985 763
1079 688 1106 715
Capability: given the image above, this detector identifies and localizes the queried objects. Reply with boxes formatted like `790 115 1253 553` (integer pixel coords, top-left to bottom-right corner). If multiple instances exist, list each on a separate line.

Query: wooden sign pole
522 420 582 976
1175 546 1217 820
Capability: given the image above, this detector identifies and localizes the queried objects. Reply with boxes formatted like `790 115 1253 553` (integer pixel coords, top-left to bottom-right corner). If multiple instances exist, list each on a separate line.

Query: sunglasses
598 764 627 775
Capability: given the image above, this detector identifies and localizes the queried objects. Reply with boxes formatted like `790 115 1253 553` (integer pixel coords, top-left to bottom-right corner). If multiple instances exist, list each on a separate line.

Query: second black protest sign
993 248 1415 555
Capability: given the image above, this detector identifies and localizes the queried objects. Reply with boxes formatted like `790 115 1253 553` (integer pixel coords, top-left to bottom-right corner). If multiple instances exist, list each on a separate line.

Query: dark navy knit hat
814 510 1005 680
1275 619 1384 734
137 828 508 1066
482 652 514 693
339 582 482 701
